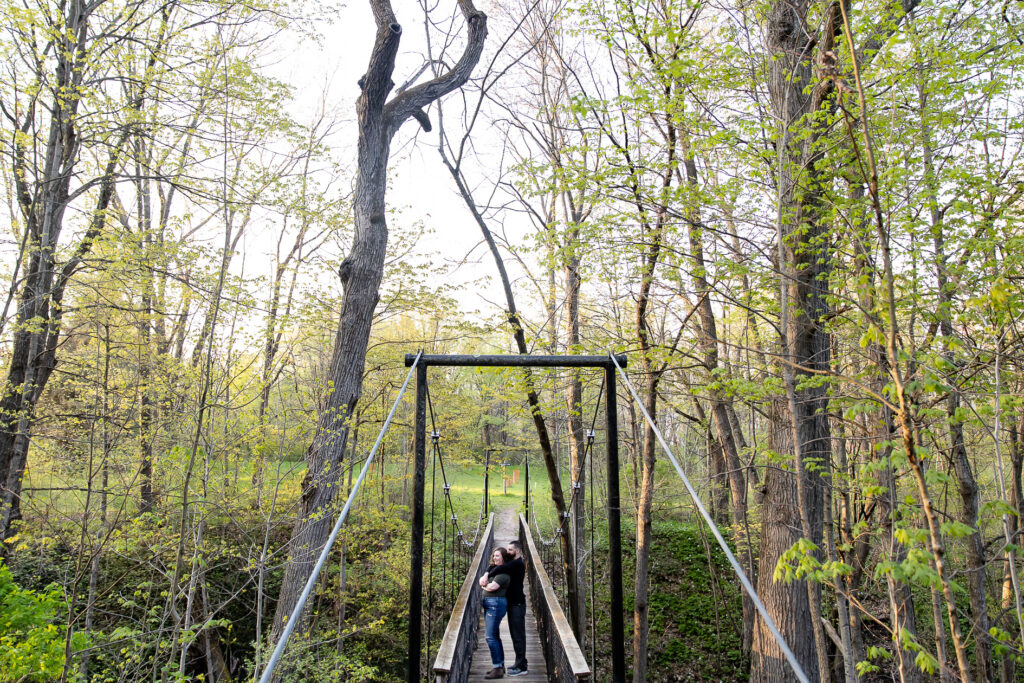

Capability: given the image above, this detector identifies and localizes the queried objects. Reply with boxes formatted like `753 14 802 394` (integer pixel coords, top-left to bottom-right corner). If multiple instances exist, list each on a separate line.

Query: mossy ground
582 517 748 681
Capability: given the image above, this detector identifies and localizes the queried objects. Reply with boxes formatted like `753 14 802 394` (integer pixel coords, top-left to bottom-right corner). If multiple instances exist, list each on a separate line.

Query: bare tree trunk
823 456 857 683
752 403 816 682
930 585 951 683
918 68 991 680
708 429 729 527
633 367 659 683
680 141 756 656
137 134 157 515
1004 412 1024 682
629 114 675 682
79 324 113 680
833 398 867 677
565 222 588 640
270 0 487 647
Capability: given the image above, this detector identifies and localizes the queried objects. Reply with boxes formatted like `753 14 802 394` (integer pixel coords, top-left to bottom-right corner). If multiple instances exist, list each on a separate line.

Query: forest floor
497 503 750 681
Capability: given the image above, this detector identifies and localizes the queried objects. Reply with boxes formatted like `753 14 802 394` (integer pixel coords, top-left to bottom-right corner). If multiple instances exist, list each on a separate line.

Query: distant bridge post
407 359 428 683
524 453 530 522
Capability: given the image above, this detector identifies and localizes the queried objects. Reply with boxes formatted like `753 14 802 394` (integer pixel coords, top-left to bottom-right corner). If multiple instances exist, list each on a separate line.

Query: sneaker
507 666 528 676
484 666 505 679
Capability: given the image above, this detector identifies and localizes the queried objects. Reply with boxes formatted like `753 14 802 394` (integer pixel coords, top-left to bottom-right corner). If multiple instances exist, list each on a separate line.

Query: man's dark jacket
489 557 525 606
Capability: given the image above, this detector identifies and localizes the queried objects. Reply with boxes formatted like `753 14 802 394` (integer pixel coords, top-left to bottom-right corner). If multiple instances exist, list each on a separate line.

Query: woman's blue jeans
482 596 508 667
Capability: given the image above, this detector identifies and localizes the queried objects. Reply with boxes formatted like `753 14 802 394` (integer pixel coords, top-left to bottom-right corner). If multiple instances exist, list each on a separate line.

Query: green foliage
2 0 1024 679
856 645 892 676
774 538 852 584
626 519 749 681
989 626 1022 662
259 632 381 682
0 560 87 682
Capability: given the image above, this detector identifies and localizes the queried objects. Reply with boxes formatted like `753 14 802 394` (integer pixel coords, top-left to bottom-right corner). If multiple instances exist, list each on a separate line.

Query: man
480 540 528 676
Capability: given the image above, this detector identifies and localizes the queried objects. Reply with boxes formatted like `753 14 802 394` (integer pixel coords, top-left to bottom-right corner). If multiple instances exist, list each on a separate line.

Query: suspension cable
418 378 493 658
530 376 607 551
609 352 810 683
425 383 486 547
554 375 606 538
257 352 422 683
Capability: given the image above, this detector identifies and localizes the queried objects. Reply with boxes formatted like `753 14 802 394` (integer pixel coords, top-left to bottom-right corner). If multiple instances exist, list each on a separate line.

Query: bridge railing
519 514 591 681
432 513 495 683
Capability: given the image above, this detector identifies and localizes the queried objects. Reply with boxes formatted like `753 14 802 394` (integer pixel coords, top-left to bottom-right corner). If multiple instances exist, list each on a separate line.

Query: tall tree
0 0 172 539
429 0 593 632
270 0 487 646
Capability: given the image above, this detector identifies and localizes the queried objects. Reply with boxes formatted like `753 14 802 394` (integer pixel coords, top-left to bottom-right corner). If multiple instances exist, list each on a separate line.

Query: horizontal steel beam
404 353 627 368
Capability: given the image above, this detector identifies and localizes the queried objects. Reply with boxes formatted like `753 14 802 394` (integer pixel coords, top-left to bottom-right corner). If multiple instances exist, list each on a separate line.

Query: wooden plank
433 514 495 674
519 514 591 678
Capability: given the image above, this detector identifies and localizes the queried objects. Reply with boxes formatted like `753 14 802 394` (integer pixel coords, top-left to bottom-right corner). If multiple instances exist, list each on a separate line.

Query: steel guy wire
554 374 606 539
425 439 437 675
609 352 810 683
425 382 486 547
257 351 421 683
543 375 606 589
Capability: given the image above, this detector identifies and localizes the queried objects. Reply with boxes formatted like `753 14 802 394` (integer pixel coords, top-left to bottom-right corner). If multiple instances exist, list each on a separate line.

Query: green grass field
19 446 564 541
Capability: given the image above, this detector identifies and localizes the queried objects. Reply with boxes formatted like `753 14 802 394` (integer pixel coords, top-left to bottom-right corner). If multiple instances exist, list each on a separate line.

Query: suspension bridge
258 353 809 682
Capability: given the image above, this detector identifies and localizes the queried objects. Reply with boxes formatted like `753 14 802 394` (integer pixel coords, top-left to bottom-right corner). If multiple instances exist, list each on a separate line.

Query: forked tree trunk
270 0 487 649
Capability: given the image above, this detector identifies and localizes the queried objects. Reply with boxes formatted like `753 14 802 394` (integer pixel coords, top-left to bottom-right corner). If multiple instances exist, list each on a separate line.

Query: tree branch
383 0 487 134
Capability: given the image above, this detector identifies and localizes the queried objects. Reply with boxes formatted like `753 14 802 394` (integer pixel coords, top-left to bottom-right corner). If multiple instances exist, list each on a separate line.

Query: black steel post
407 361 427 683
483 449 490 517
524 453 530 521
605 363 626 682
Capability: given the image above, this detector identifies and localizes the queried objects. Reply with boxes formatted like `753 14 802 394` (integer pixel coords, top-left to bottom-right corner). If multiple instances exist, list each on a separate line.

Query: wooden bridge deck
467 515 547 681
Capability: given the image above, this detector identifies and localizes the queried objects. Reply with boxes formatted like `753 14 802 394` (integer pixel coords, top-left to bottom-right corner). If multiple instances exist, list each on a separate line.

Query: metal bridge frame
403 353 628 683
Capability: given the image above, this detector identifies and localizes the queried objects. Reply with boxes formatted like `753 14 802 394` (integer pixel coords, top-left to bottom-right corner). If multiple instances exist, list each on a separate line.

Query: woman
481 547 512 679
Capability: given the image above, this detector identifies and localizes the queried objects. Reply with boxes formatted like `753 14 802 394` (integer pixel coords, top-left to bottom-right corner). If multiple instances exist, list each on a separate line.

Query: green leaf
940 520 976 539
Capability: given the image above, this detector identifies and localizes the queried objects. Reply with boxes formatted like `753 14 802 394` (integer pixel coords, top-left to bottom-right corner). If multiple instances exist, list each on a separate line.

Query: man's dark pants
507 602 528 669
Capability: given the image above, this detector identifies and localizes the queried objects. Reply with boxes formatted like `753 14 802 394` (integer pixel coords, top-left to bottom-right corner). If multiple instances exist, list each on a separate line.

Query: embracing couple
478 540 529 679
